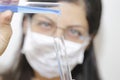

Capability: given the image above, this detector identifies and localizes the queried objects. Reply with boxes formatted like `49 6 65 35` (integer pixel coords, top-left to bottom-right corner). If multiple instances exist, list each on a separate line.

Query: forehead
58 2 88 29
32 2 88 30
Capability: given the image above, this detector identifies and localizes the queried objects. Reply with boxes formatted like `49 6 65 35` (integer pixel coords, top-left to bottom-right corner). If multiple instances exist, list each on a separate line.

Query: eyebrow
33 14 56 24
67 24 88 32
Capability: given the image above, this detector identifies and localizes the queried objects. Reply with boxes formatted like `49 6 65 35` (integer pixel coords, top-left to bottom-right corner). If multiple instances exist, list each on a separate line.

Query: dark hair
3 0 102 80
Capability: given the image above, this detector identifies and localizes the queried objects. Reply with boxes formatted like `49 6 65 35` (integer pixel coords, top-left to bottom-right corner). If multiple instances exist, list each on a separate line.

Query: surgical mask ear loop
54 36 72 80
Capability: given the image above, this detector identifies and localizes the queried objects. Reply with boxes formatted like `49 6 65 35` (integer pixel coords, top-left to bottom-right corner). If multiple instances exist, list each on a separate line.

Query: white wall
94 0 120 80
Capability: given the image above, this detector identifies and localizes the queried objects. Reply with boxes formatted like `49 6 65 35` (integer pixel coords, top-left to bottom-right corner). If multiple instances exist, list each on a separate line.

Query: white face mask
22 29 89 79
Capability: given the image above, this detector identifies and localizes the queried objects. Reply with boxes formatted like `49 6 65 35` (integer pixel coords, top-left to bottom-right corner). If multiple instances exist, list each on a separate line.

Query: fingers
0 10 13 25
0 0 19 55
10 0 19 5
0 10 13 55
0 0 19 5
0 0 19 24
1 0 10 5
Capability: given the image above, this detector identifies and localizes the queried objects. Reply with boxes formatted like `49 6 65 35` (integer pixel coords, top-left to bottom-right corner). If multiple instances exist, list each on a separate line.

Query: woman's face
30 2 89 43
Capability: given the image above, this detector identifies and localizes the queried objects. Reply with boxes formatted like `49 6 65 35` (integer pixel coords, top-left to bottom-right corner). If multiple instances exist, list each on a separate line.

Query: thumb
0 10 13 25
0 10 13 55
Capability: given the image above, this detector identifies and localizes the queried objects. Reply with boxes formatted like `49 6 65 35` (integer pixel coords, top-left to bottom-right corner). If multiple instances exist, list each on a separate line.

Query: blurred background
0 0 120 80
94 0 120 80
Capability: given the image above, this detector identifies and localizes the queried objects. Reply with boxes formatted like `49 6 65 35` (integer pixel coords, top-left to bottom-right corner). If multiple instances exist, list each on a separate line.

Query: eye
37 21 53 30
69 28 82 37
66 28 86 41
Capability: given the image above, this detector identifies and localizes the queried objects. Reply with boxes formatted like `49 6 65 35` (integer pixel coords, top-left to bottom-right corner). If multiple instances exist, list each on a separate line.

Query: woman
0 0 102 80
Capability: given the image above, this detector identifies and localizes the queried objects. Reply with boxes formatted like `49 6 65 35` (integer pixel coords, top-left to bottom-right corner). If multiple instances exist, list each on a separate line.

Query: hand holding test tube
0 0 19 55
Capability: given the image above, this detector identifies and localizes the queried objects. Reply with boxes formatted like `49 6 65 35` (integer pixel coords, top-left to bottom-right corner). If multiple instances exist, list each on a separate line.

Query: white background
94 0 120 80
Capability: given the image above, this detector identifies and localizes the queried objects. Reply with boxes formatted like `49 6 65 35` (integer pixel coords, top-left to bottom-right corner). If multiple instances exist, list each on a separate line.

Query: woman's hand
0 0 19 55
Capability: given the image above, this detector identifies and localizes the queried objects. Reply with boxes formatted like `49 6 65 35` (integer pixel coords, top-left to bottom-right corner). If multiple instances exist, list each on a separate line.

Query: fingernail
4 10 13 15
2 10 13 23
10 0 18 5
2 0 11 5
